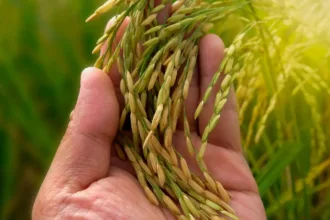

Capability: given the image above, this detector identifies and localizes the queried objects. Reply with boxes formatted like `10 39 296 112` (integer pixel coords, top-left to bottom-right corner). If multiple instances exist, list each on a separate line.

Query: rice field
0 0 329 219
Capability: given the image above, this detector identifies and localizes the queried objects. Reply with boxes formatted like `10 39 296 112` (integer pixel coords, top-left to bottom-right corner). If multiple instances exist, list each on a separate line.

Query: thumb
41 67 119 193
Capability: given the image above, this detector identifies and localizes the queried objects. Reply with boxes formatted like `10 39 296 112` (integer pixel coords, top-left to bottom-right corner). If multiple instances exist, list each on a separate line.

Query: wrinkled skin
32 4 266 220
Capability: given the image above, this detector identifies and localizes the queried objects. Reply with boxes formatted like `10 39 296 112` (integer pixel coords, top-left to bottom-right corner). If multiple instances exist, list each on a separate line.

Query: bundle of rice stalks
86 0 244 219
86 0 330 219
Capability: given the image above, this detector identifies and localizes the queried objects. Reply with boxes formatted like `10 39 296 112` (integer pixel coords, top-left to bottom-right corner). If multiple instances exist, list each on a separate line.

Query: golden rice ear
87 0 240 219
86 0 119 22
163 195 181 215
143 186 159 206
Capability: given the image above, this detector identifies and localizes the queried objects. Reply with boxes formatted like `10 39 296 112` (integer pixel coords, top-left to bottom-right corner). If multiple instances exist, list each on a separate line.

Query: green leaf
257 142 305 196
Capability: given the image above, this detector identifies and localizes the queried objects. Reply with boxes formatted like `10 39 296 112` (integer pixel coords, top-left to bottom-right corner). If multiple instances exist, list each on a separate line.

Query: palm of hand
37 131 264 220
33 13 266 220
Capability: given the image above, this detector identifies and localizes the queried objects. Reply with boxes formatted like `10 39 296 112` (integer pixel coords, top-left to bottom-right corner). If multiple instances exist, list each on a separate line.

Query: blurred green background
0 1 108 219
0 0 329 219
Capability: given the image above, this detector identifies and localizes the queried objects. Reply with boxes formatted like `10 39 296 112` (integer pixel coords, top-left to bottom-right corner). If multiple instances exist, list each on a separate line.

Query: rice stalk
86 0 330 219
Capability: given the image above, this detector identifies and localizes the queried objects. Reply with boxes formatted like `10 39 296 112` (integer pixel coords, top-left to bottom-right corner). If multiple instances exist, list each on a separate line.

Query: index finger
198 35 242 152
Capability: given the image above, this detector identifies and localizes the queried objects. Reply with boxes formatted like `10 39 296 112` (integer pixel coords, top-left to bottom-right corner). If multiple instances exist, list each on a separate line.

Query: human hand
33 8 266 220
